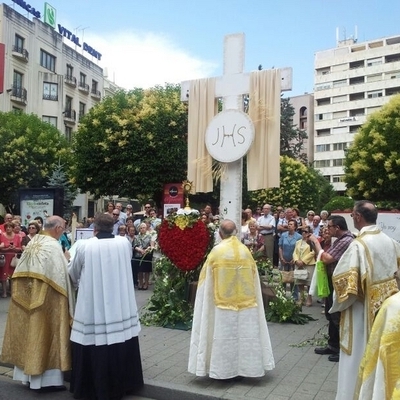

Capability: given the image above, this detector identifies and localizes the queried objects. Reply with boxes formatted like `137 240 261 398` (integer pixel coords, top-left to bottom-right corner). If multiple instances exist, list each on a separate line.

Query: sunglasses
113 213 119 216
28 226 37 229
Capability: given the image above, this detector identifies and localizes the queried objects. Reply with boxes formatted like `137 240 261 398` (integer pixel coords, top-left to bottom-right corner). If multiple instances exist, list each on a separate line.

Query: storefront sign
11 0 41 18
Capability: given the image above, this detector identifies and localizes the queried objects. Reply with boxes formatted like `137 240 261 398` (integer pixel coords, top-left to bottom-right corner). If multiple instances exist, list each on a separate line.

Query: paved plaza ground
0 287 338 399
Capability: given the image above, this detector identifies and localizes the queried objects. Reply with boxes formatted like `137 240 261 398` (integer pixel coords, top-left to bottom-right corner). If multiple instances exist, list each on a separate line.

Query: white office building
314 34 400 192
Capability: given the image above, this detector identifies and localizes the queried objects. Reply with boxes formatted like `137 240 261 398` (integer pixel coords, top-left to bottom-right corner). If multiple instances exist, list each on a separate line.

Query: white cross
181 33 292 230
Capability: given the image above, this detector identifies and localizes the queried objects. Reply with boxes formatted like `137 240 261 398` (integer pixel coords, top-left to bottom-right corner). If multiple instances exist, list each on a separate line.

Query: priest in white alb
330 200 400 399
188 219 275 379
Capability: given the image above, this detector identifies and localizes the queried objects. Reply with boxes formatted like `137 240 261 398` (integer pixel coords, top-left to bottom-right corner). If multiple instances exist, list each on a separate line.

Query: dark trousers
325 276 340 352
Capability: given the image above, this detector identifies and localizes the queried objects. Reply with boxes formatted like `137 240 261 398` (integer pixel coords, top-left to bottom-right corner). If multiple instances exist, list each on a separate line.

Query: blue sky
15 0 400 96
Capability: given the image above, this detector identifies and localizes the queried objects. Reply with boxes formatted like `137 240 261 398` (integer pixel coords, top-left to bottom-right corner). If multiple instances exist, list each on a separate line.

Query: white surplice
188 236 275 379
330 225 400 399
69 235 140 346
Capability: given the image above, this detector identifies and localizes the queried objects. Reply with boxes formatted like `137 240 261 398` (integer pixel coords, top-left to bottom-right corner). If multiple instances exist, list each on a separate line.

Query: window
315 82 332 91
349 60 364 69
314 160 330 168
42 116 57 127
367 90 383 98
333 79 347 88
13 70 23 88
92 79 98 92
367 57 382 67
350 125 361 133
80 73 86 85
367 73 382 83
333 142 347 151
65 126 73 142
332 95 347 103
332 159 345 167
349 92 365 101
65 95 72 111
350 108 365 117
316 144 330 152
67 64 73 79
389 71 400 79
349 76 365 85
79 102 86 120
332 175 345 183
14 34 24 53
316 97 330 106
43 82 58 101
40 49 56 72
317 128 330 136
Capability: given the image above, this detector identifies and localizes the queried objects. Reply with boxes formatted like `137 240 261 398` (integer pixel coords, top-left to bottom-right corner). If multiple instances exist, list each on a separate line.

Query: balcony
64 75 77 88
9 85 27 105
12 45 29 62
78 82 89 94
63 109 76 124
91 88 101 100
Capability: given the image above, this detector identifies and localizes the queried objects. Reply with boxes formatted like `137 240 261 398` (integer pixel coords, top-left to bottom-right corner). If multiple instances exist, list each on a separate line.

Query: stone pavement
0 287 338 400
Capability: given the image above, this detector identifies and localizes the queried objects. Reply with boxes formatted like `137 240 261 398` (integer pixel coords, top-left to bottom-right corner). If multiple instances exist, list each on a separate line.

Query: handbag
10 254 19 267
280 270 294 283
0 255 5 268
316 260 330 298
294 269 308 281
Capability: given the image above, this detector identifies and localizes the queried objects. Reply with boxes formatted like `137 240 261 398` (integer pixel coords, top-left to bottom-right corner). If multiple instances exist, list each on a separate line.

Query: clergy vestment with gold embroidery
330 225 400 399
188 236 275 379
355 291 400 400
0 234 75 389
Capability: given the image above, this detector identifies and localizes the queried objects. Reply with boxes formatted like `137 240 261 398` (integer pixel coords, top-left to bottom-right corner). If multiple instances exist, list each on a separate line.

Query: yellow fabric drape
247 69 281 191
187 78 217 193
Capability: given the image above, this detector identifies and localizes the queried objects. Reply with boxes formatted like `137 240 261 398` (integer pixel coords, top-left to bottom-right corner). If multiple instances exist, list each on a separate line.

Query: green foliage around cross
71 85 188 204
0 111 72 208
344 94 400 202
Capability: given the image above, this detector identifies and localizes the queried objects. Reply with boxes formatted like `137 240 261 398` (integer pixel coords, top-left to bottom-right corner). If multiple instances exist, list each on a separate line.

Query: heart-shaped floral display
158 212 211 271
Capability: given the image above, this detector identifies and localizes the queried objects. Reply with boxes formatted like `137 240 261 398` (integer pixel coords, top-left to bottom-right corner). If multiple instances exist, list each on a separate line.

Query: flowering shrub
265 276 316 325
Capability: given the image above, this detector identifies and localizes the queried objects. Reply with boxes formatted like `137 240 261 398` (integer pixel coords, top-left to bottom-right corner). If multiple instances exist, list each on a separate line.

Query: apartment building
314 34 400 193
0 2 104 139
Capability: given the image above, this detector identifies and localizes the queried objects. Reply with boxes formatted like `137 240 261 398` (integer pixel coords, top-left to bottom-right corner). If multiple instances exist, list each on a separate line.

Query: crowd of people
1 199 400 399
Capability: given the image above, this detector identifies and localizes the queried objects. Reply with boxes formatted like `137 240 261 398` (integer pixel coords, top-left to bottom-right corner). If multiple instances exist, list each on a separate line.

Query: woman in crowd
292 208 307 232
133 222 154 290
319 210 330 230
240 211 249 239
293 225 316 306
105 202 114 216
33 216 43 232
242 221 263 254
21 220 40 251
0 222 22 297
12 219 26 239
305 210 315 228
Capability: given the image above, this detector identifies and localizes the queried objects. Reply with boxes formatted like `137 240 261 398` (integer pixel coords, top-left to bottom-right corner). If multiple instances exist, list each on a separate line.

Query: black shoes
314 346 337 355
328 353 339 362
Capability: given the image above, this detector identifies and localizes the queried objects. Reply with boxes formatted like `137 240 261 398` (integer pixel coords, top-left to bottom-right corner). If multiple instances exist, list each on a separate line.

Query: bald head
44 216 66 240
219 219 237 239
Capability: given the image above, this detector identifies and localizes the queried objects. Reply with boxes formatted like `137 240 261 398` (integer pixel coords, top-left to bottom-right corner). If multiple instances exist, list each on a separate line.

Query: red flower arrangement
158 210 212 271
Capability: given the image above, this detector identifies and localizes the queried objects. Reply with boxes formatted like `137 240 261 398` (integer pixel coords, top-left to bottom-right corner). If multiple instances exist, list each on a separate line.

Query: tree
344 94 400 202
0 112 71 209
247 155 334 212
46 163 78 220
71 85 188 205
280 97 308 163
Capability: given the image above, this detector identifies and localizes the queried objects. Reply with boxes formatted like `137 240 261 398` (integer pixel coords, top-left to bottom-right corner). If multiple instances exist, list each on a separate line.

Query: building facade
0 3 123 219
314 34 400 192
289 93 314 164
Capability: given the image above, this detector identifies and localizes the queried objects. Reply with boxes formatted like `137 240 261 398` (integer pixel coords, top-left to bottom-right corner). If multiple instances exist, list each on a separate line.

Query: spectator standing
308 215 354 363
257 204 276 263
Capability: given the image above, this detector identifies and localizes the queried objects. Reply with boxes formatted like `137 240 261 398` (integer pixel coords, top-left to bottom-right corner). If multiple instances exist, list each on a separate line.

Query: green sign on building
44 2 56 29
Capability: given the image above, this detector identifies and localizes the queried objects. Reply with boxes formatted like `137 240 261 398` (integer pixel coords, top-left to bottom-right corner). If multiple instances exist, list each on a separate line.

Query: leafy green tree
0 112 71 209
46 163 78 220
344 94 400 202
280 97 308 163
247 155 334 212
71 85 187 205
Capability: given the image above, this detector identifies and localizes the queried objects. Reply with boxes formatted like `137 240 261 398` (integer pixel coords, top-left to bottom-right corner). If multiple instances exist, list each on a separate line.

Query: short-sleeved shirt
326 231 354 275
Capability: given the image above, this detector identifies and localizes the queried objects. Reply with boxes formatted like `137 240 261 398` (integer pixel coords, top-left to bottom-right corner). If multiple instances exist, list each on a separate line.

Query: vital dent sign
12 0 41 18
58 25 102 61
